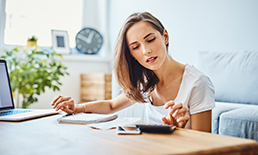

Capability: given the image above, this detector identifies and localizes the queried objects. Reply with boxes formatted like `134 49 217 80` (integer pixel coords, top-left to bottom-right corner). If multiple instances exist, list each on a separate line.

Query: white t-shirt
144 64 215 129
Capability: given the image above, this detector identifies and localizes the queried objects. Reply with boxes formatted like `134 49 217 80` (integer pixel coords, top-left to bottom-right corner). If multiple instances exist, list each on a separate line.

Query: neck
153 55 185 85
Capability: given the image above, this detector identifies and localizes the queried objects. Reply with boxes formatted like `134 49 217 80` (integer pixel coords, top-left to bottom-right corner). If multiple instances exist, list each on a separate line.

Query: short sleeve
188 75 215 114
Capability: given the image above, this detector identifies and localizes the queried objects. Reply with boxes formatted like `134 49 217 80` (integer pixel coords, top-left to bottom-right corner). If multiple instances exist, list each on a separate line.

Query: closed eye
133 46 139 50
147 37 155 43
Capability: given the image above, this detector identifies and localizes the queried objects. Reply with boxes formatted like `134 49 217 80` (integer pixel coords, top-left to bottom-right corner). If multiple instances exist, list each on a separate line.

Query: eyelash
147 37 155 42
132 37 155 50
133 46 139 50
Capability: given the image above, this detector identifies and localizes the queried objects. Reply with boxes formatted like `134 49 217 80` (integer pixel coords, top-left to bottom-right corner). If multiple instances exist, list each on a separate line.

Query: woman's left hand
162 100 189 128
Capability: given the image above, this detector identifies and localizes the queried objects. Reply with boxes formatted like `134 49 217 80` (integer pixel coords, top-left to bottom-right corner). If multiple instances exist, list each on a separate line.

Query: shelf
61 54 111 62
60 47 111 62
0 45 111 63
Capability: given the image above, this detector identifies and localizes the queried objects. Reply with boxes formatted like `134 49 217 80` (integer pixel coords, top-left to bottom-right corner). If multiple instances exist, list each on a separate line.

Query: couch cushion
212 102 258 134
212 102 246 134
219 107 258 141
196 51 258 105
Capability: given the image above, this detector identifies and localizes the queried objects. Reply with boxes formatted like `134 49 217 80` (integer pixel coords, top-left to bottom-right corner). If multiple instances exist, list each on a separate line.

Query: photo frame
51 30 70 54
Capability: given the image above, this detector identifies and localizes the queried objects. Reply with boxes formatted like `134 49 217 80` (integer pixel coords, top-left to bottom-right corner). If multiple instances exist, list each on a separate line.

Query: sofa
196 51 258 141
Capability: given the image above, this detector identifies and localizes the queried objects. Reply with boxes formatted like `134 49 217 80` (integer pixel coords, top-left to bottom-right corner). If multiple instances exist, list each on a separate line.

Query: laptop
0 59 59 121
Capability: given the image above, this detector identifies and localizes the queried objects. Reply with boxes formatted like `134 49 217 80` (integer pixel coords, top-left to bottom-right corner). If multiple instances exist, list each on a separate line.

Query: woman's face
126 21 169 71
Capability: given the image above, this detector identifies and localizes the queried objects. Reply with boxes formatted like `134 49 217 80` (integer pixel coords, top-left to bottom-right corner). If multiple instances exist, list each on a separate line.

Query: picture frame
51 30 70 54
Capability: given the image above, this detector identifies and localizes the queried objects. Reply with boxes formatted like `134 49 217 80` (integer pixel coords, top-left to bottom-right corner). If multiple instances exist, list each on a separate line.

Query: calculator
135 124 176 133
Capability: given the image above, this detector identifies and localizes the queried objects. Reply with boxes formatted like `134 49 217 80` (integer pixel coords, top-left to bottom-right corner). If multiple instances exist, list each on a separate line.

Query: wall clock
75 28 103 54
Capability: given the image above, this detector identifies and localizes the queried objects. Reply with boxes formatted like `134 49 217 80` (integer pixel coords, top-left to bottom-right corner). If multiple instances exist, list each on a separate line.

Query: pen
62 113 74 117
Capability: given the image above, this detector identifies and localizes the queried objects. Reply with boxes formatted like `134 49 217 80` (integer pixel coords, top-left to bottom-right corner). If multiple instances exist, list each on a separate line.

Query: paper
87 117 141 130
57 113 118 124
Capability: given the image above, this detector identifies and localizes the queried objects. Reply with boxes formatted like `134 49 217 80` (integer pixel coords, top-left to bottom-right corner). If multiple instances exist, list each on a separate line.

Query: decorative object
51 30 70 54
75 27 103 54
80 73 111 102
0 46 69 108
27 35 38 50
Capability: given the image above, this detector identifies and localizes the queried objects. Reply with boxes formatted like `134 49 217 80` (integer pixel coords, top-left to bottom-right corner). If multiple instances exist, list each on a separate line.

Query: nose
143 45 151 55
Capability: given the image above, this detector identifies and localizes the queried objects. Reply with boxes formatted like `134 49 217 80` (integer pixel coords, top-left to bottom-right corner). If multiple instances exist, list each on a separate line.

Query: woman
51 12 215 132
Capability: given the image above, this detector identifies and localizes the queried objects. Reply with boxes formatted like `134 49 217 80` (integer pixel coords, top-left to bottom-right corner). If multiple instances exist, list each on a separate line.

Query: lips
146 56 157 63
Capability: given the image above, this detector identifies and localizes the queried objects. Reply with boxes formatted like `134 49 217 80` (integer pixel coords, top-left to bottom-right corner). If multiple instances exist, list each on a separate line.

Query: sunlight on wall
4 0 82 48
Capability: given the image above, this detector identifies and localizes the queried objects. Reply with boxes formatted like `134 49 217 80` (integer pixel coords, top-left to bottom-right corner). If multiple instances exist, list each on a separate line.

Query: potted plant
0 46 69 108
27 35 38 48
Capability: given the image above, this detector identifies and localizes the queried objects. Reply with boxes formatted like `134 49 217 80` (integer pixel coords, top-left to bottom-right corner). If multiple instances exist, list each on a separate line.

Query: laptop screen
0 60 14 109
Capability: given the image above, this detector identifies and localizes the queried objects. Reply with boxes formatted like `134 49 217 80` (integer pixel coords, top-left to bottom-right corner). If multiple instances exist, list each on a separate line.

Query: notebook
57 113 118 125
0 59 59 121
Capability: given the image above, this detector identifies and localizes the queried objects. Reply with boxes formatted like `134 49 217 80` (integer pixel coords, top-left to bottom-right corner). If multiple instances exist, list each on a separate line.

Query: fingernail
173 113 176 117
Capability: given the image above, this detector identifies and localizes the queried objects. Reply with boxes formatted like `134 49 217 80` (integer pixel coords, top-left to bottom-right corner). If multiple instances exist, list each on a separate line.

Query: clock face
75 28 103 54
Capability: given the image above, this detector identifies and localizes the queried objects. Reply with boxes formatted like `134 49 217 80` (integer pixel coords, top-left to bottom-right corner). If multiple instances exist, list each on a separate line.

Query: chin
145 65 160 71
141 61 161 71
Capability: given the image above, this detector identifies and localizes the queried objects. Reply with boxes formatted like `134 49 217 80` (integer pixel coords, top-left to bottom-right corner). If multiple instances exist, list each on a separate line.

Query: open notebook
0 59 59 121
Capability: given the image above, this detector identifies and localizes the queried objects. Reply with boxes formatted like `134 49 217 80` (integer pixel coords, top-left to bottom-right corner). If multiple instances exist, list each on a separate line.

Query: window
4 0 82 48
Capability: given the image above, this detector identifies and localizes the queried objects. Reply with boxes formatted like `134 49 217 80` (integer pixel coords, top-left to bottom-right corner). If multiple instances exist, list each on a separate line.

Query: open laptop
0 59 59 121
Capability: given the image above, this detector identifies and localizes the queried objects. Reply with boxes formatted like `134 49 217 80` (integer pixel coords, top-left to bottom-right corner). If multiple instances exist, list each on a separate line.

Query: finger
164 112 177 126
53 96 71 109
61 107 74 114
55 99 72 111
162 117 169 125
177 115 190 123
55 99 73 111
177 115 190 128
164 100 175 109
51 95 61 106
172 102 183 110
170 102 183 114
168 111 173 122
52 96 65 108
173 107 187 118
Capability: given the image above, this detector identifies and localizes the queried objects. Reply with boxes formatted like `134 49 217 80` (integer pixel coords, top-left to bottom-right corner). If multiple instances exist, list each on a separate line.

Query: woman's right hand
51 95 77 114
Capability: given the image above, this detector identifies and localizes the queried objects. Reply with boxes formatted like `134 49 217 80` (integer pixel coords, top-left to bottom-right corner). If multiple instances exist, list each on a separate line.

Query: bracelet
83 104 87 113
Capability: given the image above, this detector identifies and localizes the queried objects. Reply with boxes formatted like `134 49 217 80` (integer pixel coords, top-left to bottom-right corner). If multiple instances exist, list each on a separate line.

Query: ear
163 29 169 45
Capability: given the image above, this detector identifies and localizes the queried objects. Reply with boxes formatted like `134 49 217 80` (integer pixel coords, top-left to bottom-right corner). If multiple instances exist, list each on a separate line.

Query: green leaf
53 86 60 91
2 46 69 108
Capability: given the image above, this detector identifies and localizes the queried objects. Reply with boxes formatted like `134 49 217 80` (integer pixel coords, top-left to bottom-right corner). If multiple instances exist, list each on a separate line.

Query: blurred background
0 0 257 113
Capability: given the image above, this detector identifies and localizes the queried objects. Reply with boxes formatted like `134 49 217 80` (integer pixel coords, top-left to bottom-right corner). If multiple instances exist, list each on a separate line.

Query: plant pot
27 41 38 50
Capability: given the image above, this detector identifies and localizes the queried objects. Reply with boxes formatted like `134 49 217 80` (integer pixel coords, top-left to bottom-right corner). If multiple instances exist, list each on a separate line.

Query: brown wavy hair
113 12 169 103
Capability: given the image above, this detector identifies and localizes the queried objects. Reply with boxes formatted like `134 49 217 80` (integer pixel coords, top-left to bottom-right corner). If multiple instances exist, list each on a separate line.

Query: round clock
75 28 103 54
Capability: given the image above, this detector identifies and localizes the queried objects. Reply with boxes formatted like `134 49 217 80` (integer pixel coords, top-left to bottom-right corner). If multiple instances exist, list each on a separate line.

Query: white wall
2 0 258 112
29 56 111 109
30 0 113 109
108 0 258 118
109 0 258 65
0 0 113 109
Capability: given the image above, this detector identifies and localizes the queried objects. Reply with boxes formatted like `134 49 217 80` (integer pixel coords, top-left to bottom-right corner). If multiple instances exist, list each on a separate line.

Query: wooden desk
0 114 258 155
